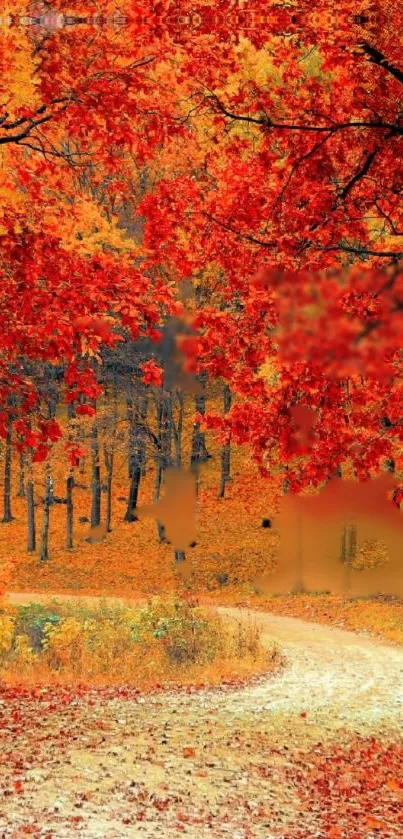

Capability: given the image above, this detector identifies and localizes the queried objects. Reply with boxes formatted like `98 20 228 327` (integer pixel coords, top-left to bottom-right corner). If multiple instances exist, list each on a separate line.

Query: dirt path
1 594 403 837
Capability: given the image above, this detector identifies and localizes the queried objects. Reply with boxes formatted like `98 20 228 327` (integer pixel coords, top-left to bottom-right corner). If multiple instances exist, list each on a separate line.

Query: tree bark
39 470 52 561
217 384 232 499
104 447 114 532
125 390 147 522
172 389 184 469
27 476 36 553
66 475 74 549
67 400 76 420
90 418 101 528
2 409 13 522
125 463 141 522
17 452 26 498
154 390 172 542
173 390 186 563
191 372 210 468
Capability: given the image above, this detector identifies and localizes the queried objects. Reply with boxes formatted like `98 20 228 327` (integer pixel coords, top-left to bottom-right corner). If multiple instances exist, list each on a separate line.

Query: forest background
0 0 402 607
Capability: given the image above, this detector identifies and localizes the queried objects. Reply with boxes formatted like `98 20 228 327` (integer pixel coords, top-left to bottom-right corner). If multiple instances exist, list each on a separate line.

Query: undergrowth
0 597 281 687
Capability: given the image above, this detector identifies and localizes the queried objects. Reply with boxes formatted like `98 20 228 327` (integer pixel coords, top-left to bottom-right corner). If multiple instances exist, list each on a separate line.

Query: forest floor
1 598 403 838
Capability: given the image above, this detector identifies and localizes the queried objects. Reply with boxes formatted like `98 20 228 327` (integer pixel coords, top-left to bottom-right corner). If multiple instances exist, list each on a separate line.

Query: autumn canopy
0 0 402 497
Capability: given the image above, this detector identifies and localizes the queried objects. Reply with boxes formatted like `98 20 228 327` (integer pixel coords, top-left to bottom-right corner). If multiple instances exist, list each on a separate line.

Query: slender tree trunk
90 419 101 528
77 399 86 475
2 410 13 522
340 521 357 592
27 475 36 553
340 525 350 593
348 523 357 562
154 390 172 542
66 475 74 549
191 372 210 468
127 393 135 480
173 390 186 563
67 400 76 420
104 448 114 532
17 452 26 498
40 470 52 561
125 390 147 522
155 463 167 542
125 464 141 522
218 384 232 499
172 390 184 468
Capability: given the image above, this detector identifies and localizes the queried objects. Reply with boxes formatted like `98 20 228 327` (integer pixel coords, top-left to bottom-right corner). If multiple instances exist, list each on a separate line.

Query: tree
138 3 403 495
1 1 402 561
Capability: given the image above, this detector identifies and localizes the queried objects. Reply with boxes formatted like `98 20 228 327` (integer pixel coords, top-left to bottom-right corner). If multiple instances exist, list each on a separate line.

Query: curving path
215 606 403 733
1 593 403 837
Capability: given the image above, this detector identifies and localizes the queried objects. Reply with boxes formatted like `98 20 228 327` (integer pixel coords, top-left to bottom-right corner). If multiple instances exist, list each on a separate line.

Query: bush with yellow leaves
0 597 279 687
0 614 15 659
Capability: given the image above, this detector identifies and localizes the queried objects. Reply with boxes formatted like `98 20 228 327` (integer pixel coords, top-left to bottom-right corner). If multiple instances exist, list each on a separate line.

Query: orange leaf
366 817 384 829
183 747 196 759
387 779 402 793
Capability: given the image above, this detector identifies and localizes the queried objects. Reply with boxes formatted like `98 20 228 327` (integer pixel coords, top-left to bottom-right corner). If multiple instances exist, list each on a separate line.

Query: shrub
15 603 61 652
0 614 15 660
0 597 278 686
135 597 224 665
11 634 38 670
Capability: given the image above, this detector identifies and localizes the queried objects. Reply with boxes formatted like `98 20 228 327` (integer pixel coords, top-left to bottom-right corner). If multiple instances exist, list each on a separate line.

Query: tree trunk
172 390 184 468
104 447 114 532
90 420 101 528
27 477 36 553
66 475 74 549
154 390 172 542
191 372 210 468
125 464 141 522
39 470 52 561
340 522 356 592
2 410 13 522
348 523 357 562
173 390 186 563
127 393 135 480
217 384 232 499
17 452 26 498
67 400 76 420
125 391 147 522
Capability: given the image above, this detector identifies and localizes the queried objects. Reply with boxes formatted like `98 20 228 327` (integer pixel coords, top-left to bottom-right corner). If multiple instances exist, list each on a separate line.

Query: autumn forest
0 3 403 837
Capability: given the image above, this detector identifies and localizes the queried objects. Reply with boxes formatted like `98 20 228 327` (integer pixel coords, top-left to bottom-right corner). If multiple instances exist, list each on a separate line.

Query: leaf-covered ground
207 591 403 647
1 606 402 837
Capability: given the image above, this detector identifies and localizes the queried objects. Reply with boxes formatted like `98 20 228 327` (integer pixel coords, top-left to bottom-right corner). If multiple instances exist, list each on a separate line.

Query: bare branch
361 42 403 86
338 145 380 200
202 211 275 248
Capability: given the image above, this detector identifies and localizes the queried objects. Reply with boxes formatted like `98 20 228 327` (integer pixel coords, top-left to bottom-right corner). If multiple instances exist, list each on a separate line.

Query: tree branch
205 93 402 135
203 211 276 247
338 145 380 200
318 245 403 258
361 42 403 86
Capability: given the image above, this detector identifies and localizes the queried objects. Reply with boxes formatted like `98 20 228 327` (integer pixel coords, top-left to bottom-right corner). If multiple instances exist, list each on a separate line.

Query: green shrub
15 603 61 651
